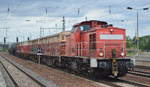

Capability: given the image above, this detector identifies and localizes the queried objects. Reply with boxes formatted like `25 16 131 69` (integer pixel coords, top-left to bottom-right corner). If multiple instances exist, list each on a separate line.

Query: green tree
139 35 150 51
126 36 135 48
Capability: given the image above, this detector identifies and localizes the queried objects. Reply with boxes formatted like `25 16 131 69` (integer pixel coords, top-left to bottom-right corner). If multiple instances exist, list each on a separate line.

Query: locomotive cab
71 20 126 58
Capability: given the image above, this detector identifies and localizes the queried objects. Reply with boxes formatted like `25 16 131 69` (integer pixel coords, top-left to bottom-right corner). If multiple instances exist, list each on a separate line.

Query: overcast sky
0 0 150 43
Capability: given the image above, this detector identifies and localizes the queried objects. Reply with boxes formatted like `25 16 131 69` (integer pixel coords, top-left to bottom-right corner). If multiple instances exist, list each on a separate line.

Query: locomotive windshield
100 34 123 40
80 25 90 31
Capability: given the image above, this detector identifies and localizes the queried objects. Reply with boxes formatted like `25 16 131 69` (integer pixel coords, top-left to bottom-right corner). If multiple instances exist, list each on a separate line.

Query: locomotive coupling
112 59 118 77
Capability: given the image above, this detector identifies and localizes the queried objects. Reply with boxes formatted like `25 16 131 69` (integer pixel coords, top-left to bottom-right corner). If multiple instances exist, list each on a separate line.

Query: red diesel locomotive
14 20 133 77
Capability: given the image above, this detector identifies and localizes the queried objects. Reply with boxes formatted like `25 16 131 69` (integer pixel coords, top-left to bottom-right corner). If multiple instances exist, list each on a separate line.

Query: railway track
127 65 150 79
116 78 150 87
133 70 150 75
74 72 150 87
37 58 150 87
128 71 150 78
20 60 150 87
0 55 57 87
135 65 150 70
0 62 16 87
89 75 150 87
1 52 150 87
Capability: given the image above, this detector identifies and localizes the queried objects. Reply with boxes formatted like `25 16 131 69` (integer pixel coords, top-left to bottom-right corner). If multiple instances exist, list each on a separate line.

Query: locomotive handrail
72 41 126 57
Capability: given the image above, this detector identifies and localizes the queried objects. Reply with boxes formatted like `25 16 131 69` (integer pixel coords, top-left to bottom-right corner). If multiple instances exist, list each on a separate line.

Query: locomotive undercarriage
15 52 133 78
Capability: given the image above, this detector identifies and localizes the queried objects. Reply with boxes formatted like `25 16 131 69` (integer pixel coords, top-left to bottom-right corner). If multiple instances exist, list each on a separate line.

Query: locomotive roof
73 20 107 27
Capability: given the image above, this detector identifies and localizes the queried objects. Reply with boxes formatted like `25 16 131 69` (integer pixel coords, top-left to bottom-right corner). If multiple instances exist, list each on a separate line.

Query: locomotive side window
80 25 90 31
100 34 123 40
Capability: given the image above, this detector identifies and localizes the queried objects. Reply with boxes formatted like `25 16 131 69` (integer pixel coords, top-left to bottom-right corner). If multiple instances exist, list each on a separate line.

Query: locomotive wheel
118 62 127 77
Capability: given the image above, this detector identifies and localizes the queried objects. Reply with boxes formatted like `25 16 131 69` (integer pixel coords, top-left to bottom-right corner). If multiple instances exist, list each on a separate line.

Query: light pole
127 7 149 56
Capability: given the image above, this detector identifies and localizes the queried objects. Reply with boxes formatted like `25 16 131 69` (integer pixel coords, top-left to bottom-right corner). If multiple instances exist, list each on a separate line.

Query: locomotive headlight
110 29 113 32
99 53 103 56
112 59 116 63
121 52 124 56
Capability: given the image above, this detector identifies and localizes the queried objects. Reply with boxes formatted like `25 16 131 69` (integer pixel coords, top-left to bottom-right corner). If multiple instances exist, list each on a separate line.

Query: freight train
9 20 134 77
